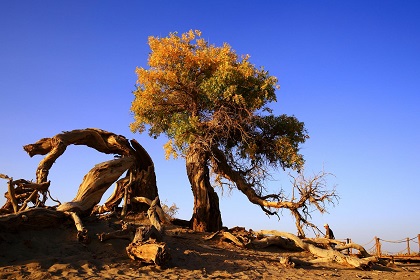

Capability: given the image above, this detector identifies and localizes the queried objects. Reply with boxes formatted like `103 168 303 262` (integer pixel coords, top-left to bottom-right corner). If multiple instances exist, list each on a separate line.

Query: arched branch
23 128 134 184
211 147 337 237
56 157 135 216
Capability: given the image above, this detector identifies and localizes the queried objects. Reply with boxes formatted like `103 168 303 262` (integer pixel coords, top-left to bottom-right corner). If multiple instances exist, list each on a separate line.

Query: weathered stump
126 225 170 266
126 240 170 266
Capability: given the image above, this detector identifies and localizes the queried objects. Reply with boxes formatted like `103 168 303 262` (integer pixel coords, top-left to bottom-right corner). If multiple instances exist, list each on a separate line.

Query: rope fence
369 234 420 256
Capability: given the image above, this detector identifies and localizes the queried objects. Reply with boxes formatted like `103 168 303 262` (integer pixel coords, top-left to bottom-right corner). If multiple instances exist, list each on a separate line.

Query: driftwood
98 221 137 242
56 157 135 216
259 230 377 270
125 196 169 265
279 256 326 267
133 225 163 243
251 235 299 250
335 242 371 257
203 227 378 270
98 196 170 266
0 208 66 231
0 128 171 268
126 239 170 266
205 227 300 251
66 211 88 242
0 129 164 257
204 230 247 248
23 128 134 184
7 178 18 213
20 128 159 214
146 197 164 232
126 222 168 265
132 196 167 224
0 176 51 215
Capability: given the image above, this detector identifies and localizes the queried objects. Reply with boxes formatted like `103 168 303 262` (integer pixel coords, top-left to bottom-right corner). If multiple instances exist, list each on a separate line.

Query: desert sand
1 213 419 280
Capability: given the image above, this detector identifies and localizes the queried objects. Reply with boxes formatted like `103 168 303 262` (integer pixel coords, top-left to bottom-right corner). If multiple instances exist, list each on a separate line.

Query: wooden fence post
418 234 420 253
407 237 411 255
375 237 381 257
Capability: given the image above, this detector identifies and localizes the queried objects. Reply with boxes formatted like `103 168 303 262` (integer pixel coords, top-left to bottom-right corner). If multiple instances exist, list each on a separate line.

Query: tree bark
0 178 50 214
259 230 377 270
131 196 167 224
126 221 168 265
210 147 337 237
0 208 67 231
56 157 135 216
186 143 222 232
23 128 133 184
92 140 159 214
21 129 159 215
204 230 246 247
126 240 169 266
127 140 159 213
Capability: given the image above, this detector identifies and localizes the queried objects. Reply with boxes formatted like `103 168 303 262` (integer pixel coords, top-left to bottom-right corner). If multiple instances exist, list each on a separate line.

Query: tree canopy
131 30 316 232
131 30 307 167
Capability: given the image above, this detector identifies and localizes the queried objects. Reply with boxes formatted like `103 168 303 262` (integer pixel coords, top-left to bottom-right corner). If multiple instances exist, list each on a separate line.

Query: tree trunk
126 139 159 213
56 157 135 216
100 139 159 213
186 144 222 232
21 129 159 214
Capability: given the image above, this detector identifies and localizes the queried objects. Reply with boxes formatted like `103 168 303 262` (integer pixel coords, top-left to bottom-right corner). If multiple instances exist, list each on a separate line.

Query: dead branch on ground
259 230 377 270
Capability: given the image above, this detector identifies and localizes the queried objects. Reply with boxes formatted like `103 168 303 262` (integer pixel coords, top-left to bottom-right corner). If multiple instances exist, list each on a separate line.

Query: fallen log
126 224 168 265
335 242 371 258
204 230 246 248
251 235 299 250
0 208 66 231
98 222 136 242
259 230 377 270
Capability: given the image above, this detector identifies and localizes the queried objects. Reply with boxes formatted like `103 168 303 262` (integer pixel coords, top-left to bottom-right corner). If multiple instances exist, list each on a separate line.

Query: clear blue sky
1 1 419 253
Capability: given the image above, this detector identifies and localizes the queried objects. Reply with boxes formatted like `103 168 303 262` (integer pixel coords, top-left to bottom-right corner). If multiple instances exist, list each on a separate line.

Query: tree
130 30 311 232
20 128 159 215
1 129 161 243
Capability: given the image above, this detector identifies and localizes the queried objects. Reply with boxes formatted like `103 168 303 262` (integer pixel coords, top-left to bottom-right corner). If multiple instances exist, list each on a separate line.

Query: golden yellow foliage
131 30 306 170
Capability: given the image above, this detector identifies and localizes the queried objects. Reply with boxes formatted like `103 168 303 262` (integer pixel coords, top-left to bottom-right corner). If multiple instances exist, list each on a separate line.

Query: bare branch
211 146 337 236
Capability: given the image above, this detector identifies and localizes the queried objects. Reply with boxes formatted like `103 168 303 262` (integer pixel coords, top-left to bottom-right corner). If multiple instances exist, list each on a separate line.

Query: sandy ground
1 213 419 280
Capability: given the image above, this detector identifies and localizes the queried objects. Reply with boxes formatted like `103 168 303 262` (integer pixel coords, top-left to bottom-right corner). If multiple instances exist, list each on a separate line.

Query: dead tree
126 197 170 266
98 196 170 266
259 230 377 270
211 147 338 237
0 174 50 215
0 208 67 231
56 157 135 216
19 128 158 213
1 129 159 241
203 227 376 269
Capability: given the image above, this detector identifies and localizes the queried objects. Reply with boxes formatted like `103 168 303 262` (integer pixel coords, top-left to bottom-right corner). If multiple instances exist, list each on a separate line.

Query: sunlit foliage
131 30 308 172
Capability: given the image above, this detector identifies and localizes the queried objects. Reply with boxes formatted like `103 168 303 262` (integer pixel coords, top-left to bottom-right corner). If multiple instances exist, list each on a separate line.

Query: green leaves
130 30 307 170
